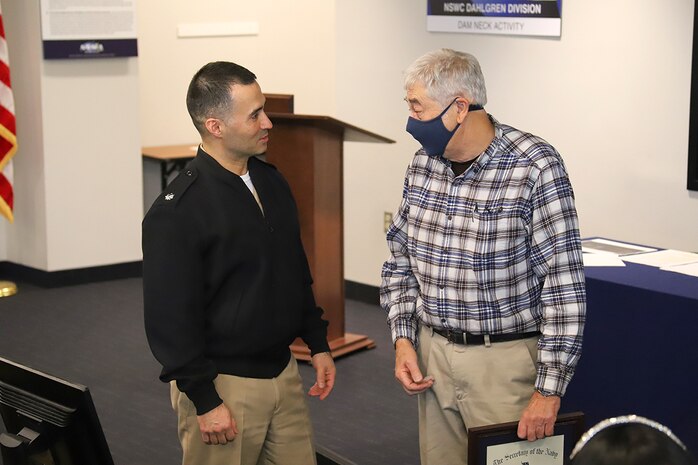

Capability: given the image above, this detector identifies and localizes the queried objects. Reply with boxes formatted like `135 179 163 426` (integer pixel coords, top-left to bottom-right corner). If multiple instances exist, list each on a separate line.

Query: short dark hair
571 424 695 465
186 61 257 134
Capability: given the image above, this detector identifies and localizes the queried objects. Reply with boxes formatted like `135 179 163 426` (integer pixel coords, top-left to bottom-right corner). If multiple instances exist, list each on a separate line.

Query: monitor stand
0 428 47 465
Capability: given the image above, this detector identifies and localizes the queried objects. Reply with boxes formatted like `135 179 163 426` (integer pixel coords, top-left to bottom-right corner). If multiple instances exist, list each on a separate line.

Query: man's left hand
308 352 336 400
517 391 560 441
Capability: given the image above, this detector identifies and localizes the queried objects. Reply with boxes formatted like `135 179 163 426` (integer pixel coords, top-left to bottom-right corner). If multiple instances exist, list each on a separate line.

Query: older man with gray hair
380 49 586 465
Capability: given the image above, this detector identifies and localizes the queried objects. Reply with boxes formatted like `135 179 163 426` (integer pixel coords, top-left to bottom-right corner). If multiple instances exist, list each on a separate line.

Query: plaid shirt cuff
536 364 574 397
390 315 418 347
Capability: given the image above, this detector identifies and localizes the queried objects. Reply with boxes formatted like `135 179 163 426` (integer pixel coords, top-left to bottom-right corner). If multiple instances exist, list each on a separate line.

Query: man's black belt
432 328 541 345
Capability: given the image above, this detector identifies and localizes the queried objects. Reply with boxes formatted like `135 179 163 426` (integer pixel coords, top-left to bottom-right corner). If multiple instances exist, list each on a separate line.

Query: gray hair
404 49 487 107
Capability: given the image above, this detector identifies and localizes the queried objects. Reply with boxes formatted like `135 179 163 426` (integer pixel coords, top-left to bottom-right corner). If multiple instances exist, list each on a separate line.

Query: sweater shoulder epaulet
153 167 199 209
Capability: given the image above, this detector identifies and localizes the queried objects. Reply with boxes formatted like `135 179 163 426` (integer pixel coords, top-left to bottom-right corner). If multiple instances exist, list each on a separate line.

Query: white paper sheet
581 238 656 256
583 253 626 267
622 249 698 268
660 262 698 278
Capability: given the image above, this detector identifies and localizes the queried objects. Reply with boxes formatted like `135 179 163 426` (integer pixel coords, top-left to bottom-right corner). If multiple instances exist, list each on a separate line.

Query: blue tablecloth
563 257 698 453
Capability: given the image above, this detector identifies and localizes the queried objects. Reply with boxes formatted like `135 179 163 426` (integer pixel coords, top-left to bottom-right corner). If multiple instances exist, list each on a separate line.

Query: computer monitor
0 356 114 465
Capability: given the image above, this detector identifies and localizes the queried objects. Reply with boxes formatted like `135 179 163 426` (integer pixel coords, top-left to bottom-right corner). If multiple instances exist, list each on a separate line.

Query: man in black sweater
143 61 335 465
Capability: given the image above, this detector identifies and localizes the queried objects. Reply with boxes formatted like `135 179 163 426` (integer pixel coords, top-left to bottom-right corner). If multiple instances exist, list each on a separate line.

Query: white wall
1 1 143 272
338 0 698 286
41 59 143 270
137 0 337 148
2 0 50 269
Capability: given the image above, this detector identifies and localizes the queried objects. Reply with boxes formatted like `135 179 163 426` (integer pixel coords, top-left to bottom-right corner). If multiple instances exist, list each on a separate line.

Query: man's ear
204 118 222 138
455 97 470 124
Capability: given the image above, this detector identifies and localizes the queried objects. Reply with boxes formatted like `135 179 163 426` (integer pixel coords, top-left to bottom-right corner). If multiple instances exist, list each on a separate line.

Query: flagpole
0 280 17 297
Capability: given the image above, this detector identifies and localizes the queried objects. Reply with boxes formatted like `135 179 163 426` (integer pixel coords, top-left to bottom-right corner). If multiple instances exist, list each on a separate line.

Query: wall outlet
383 211 393 233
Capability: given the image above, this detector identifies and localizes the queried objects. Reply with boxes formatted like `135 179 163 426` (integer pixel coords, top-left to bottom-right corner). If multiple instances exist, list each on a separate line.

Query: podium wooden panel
265 112 393 360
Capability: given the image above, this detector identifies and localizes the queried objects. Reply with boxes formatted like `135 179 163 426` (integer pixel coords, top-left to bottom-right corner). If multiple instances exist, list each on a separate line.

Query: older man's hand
394 338 434 395
517 391 561 441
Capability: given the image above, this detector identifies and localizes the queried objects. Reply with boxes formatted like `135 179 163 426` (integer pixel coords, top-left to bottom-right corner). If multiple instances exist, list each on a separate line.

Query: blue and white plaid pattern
380 117 586 396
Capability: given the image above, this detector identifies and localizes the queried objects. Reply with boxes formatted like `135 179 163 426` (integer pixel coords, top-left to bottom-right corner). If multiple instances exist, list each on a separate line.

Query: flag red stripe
0 61 10 88
0 133 13 157
0 106 15 134
0 172 13 210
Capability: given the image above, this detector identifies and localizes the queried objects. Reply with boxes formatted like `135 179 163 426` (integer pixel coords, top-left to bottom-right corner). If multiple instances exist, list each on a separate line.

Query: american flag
0 1 16 223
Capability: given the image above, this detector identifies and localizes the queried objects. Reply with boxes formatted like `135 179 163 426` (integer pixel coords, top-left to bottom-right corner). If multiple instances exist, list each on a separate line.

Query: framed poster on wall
40 0 138 59
427 0 562 37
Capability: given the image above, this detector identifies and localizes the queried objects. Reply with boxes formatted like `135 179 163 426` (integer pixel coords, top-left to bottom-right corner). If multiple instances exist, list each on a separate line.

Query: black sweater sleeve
142 200 222 415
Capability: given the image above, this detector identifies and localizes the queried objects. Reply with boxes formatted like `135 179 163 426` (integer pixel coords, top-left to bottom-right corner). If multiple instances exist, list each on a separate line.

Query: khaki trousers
417 325 538 465
171 357 316 465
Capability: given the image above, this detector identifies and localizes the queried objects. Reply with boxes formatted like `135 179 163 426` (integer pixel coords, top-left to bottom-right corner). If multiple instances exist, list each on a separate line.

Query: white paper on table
621 249 698 268
583 253 626 267
581 238 656 256
661 262 698 278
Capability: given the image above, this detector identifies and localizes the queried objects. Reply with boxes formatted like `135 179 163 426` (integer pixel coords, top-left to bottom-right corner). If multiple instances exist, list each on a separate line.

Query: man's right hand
196 403 238 445
395 338 434 395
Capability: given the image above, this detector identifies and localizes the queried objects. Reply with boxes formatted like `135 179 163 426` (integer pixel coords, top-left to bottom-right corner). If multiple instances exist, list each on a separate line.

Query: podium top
266 113 395 144
142 113 394 162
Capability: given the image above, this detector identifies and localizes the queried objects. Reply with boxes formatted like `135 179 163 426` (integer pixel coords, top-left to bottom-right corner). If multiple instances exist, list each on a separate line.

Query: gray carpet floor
0 278 419 465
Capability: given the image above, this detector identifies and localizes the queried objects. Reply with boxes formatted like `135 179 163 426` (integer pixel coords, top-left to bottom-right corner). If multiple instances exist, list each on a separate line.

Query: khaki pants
171 357 316 465
417 325 538 465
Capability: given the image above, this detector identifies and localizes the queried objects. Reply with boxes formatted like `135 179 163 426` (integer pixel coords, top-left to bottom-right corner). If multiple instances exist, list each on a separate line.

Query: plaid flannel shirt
380 116 586 396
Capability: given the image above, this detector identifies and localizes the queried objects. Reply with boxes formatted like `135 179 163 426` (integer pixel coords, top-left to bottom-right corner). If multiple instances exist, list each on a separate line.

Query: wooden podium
266 113 394 360
143 94 394 360
264 97 394 360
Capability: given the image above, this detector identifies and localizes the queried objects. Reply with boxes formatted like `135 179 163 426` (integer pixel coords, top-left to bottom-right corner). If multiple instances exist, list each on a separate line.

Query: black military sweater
142 148 329 415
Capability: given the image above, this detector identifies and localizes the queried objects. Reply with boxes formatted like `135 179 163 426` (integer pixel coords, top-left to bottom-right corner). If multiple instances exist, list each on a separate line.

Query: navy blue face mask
406 98 483 157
